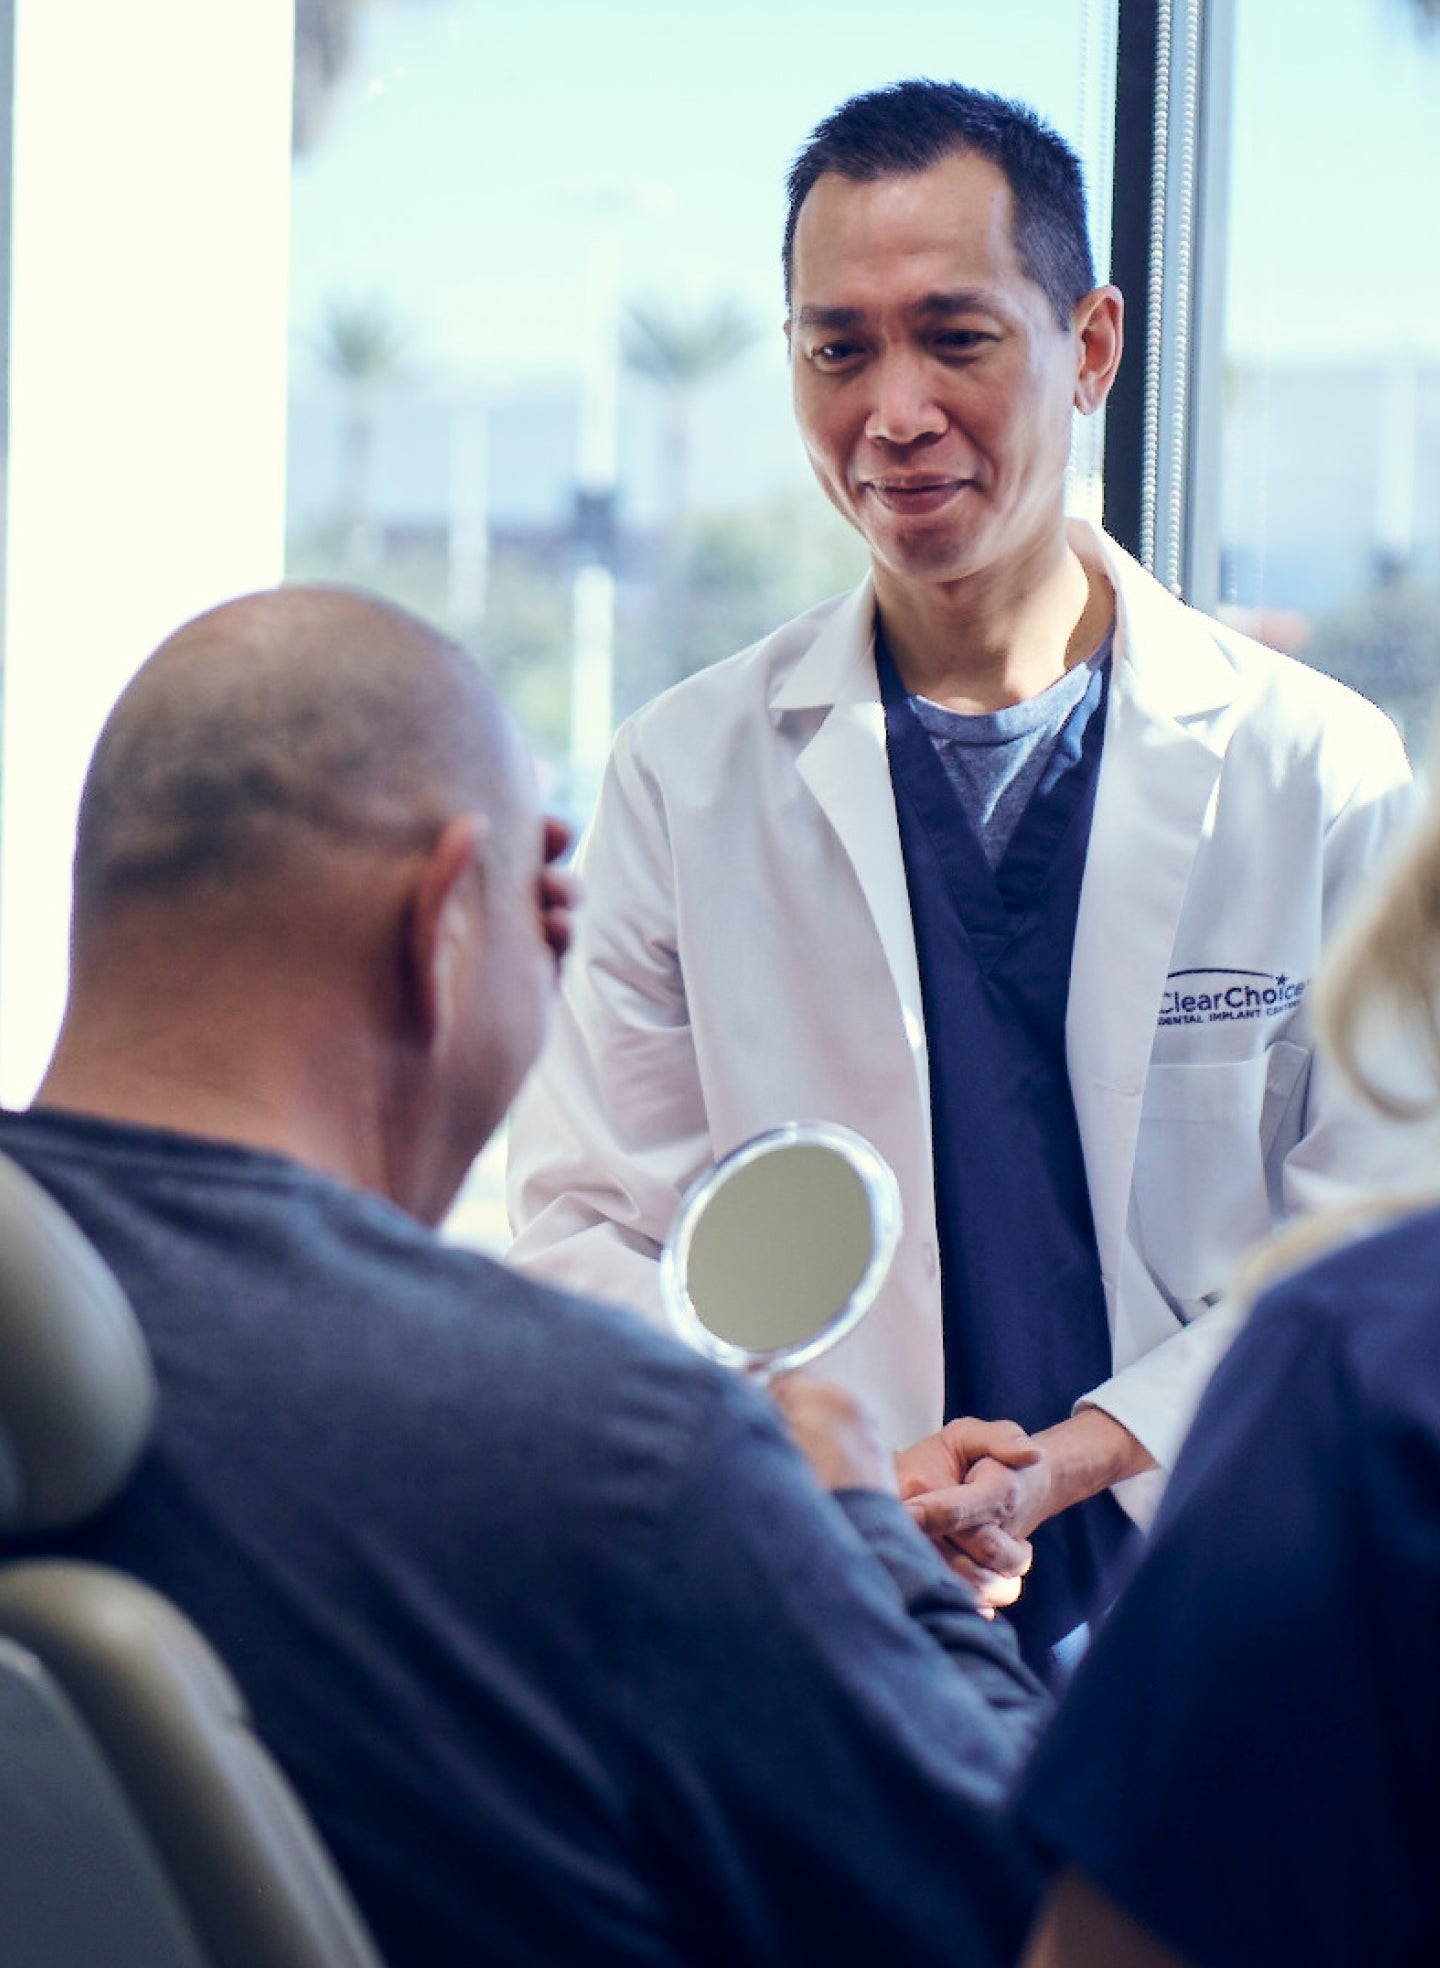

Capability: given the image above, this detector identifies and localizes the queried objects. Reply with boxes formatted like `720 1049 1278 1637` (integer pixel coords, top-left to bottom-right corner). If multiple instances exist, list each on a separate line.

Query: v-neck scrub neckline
875 624 1134 1677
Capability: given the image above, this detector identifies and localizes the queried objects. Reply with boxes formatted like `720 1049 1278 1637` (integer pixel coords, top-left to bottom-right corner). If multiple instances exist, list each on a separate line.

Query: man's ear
403 813 490 1051
1072 284 1124 415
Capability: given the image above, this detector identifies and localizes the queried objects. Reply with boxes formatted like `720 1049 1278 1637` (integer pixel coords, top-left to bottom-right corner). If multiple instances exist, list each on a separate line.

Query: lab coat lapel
774 583 930 1144
1068 535 1244 1296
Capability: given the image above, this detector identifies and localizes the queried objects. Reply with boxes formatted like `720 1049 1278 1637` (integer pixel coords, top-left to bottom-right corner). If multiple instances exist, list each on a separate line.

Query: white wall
0 0 294 1100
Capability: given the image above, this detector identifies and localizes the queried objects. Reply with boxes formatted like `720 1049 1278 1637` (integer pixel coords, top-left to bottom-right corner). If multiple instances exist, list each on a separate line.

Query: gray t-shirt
0 1104 1045 1968
909 633 1114 869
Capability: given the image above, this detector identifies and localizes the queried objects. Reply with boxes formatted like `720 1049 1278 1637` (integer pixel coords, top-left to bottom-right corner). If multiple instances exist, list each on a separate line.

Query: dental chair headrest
0 1151 155 1533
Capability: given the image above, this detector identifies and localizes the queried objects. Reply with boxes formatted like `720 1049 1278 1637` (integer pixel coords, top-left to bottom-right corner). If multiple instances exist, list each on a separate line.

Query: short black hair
783 78 1096 329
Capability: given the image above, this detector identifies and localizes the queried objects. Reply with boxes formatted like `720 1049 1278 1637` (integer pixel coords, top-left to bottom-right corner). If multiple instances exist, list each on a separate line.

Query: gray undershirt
908 632 1114 869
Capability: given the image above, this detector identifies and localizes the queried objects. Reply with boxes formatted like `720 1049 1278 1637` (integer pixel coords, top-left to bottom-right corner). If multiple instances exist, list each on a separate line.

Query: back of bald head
73 586 522 948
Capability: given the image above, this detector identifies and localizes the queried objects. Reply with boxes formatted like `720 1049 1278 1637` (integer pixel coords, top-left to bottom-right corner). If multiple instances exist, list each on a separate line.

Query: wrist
1028 1410 1154 1523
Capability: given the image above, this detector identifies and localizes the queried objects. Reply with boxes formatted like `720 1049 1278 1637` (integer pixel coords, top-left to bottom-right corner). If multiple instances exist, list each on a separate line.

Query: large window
285 0 1119 1247
1213 0 1440 754
286 0 1117 811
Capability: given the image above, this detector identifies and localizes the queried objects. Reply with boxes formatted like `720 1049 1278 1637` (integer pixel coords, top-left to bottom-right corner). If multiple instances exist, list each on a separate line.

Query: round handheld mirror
660 1123 902 1380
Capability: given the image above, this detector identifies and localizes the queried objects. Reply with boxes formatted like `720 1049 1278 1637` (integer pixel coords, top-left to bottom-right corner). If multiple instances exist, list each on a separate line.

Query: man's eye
810 341 863 369
934 330 987 355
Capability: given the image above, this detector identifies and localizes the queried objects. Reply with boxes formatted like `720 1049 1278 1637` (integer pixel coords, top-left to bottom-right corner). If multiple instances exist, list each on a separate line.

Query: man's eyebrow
794 291 1004 329
794 305 866 330
914 289 1001 317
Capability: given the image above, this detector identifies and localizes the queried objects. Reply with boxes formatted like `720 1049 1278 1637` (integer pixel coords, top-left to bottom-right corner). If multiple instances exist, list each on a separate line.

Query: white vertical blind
0 0 295 1100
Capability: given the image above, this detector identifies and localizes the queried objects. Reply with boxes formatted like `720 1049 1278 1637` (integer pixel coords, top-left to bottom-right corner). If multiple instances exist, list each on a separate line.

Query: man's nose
863 353 948 447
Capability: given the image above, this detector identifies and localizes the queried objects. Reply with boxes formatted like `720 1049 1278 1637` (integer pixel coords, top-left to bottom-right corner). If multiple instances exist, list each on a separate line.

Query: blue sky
285 0 1440 545
1228 0 1440 356
288 0 1099 389
290 0 1440 386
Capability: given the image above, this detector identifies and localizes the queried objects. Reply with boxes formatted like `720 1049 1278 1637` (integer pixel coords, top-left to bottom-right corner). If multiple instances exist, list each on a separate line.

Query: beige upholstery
0 1153 154 1531
0 1149 384 1968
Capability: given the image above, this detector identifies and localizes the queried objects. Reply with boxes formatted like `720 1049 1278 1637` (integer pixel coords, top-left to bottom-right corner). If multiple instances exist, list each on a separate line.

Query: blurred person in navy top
1016 732 1440 1968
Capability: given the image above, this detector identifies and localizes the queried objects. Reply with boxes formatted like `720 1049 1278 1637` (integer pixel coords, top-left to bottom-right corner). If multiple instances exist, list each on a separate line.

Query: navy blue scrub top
877 631 1134 1674
1018 1207 1440 1967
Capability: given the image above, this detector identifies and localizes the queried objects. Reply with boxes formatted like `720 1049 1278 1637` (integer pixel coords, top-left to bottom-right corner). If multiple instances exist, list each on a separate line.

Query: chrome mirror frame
660 1121 903 1381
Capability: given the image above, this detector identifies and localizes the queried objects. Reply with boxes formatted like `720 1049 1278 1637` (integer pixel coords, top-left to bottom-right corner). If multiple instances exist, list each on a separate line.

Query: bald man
8 587 1046 1968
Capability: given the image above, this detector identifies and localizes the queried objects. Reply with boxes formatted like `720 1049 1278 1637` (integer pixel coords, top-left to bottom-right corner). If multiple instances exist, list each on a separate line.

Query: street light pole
569 215 622 815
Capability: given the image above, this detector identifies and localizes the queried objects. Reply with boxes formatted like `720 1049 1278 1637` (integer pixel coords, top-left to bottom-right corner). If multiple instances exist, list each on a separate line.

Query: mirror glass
661 1124 902 1378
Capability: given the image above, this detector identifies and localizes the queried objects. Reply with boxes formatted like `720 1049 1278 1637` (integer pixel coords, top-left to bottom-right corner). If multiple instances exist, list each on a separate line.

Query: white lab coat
508 524 1417 1524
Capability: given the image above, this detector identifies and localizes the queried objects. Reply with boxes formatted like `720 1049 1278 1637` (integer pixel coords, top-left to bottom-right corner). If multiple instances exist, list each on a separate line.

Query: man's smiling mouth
865 478 972 513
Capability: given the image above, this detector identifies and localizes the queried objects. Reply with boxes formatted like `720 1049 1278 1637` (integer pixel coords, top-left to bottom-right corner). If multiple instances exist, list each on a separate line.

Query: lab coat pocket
1133 1043 1309 1310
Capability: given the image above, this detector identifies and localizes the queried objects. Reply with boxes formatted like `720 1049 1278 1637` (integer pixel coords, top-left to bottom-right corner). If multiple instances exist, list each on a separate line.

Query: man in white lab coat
508 80 1415 1670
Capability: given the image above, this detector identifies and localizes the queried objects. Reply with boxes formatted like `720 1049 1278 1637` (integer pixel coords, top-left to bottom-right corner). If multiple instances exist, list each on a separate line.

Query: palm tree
623 297 762 524
313 296 413 563
622 297 761 685
293 0 453 155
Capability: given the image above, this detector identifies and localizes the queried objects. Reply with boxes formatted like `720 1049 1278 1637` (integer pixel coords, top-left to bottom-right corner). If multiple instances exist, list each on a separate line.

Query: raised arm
507 721 709 1322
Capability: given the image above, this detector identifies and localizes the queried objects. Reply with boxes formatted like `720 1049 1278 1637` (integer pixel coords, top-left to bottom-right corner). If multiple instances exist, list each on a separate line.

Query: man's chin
869 531 986 589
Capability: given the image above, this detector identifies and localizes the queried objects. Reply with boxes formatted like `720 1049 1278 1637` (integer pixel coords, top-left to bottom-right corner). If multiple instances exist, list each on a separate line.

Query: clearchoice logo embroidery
1159 968 1307 1028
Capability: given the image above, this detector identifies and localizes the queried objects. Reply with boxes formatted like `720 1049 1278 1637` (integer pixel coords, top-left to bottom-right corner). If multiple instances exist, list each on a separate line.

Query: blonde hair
1234 771 1440 1304
1321 784 1440 1118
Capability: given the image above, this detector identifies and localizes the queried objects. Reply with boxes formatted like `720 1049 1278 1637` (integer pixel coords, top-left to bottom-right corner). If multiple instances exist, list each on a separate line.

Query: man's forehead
789 153 1022 302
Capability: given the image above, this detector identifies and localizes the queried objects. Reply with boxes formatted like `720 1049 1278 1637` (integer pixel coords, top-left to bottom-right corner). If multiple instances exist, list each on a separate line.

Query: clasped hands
770 1381 1051 1618
773 1383 1150 1618
894 1416 1053 1616
897 1405 1152 1610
